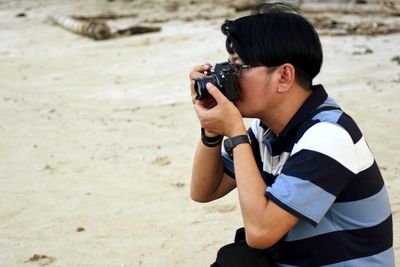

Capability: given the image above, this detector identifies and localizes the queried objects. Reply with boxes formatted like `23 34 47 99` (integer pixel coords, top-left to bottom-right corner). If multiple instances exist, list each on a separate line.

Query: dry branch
49 14 111 40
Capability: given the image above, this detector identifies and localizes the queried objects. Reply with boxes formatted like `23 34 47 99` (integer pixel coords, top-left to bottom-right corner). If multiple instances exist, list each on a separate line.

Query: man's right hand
189 63 220 138
189 63 212 104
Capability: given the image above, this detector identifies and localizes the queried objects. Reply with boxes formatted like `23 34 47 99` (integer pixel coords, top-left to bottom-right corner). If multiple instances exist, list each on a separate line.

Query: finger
193 63 212 72
193 101 208 117
189 63 212 80
206 83 227 103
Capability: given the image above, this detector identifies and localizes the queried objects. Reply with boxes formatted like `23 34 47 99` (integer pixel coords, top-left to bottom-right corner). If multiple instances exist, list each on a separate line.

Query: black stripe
278 85 328 138
262 171 276 187
248 128 263 172
337 113 363 144
274 215 393 266
224 166 235 179
282 149 354 197
337 161 384 202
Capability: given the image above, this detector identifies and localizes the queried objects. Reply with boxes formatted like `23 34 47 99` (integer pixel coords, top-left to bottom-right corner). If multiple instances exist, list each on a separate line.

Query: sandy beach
0 0 399 266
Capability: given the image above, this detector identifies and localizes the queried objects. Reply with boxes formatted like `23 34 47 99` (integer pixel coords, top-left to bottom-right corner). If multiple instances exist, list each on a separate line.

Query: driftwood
49 13 161 40
73 13 138 20
114 25 161 37
49 14 111 40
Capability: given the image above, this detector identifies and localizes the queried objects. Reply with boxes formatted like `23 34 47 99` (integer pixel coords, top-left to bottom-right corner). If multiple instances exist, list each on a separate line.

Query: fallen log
113 25 161 37
49 13 161 40
49 14 111 40
73 12 138 20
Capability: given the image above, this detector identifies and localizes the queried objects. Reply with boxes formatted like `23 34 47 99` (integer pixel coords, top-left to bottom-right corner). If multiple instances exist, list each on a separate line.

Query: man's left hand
194 83 246 137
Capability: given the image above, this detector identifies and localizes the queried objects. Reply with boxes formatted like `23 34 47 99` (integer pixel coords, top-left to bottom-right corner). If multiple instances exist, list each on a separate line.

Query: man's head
221 2 322 89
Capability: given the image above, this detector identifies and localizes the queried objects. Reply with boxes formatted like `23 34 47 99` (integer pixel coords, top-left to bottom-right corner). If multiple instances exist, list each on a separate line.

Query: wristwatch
224 135 250 157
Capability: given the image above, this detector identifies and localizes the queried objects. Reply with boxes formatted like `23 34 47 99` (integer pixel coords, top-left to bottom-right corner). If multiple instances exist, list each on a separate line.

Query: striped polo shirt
222 85 394 266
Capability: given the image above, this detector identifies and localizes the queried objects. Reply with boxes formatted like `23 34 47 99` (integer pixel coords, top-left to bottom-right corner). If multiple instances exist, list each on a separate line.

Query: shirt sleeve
266 122 357 226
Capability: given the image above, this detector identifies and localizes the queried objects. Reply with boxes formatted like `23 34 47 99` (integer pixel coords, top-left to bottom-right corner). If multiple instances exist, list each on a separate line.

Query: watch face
224 138 233 157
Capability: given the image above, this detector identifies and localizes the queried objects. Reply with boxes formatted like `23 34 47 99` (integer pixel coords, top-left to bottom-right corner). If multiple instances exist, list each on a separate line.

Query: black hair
221 2 323 89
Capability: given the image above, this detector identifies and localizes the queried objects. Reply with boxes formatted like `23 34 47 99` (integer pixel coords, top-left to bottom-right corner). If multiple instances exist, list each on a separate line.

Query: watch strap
224 135 250 156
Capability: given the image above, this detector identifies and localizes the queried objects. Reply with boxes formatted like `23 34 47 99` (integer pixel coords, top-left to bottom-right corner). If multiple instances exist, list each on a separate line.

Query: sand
0 0 399 266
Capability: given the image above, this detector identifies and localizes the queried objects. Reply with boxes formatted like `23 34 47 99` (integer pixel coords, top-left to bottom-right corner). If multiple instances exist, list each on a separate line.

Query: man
189 2 394 267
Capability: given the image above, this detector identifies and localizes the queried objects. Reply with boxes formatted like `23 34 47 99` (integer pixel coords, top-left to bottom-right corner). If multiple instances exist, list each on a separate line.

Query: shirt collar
279 84 328 138
260 84 328 138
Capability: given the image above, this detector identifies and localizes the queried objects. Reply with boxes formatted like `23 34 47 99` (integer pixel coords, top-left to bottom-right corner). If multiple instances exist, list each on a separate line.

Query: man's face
228 53 276 118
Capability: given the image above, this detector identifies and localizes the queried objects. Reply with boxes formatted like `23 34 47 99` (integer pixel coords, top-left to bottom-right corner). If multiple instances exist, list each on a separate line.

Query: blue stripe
331 185 391 229
284 215 340 242
284 186 391 241
312 109 343 123
318 97 339 109
266 174 335 225
323 247 394 267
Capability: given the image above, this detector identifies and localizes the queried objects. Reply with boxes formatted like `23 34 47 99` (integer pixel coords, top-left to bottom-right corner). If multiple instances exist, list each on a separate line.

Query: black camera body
193 62 240 101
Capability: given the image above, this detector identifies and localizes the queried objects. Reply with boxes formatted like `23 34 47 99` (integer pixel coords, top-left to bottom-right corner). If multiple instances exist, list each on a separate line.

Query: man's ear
276 63 295 93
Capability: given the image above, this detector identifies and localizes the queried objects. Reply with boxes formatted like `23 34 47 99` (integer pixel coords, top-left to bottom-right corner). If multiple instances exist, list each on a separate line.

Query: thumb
206 83 227 103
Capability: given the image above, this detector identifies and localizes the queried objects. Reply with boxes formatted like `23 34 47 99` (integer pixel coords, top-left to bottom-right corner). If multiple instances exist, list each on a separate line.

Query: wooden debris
49 13 161 40
73 12 138 20
49 14 111 40
114 25 161 37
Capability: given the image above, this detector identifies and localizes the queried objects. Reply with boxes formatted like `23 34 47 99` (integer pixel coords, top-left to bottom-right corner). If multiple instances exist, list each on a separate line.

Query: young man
189 2 394 267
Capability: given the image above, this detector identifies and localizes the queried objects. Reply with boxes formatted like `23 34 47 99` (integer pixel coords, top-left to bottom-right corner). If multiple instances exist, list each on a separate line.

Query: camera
193 62 240 101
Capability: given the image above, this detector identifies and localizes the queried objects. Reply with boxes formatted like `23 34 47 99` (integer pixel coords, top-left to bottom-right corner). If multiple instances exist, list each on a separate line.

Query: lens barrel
194 75 219 100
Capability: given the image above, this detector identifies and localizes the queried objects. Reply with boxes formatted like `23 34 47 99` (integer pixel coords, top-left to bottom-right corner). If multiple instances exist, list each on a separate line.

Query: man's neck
260 86 313 136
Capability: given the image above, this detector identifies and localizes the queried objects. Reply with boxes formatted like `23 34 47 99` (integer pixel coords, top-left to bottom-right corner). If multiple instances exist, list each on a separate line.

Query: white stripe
250 120 273 173
261 147 272 173
291 122 357 173
355 136 374 173
272 152 290 175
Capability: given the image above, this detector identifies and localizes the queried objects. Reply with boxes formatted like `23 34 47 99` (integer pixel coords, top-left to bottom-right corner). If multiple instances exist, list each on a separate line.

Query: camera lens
194 75 219 100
